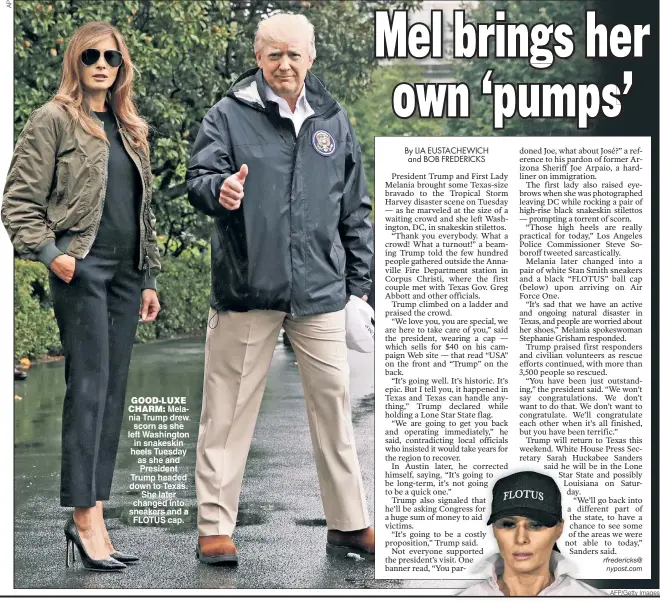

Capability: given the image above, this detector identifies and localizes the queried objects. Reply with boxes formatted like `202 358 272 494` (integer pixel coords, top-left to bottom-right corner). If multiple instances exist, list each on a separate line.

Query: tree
345 62 446 204
14 0 418 254
444 0 597 137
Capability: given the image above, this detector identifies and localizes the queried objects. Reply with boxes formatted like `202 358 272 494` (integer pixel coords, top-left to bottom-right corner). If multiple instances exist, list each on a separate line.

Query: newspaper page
374 2 659 597
0 0 657 598
376 136 652 584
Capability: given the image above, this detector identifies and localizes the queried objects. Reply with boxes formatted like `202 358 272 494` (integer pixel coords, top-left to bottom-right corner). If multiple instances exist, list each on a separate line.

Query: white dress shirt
264 83 315 136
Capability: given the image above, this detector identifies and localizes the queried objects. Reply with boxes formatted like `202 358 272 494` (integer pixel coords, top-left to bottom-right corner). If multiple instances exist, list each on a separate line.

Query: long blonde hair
53 21 149 154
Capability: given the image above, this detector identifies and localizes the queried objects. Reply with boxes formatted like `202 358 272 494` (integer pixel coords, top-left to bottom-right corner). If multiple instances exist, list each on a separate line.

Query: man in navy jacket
187 13 374 564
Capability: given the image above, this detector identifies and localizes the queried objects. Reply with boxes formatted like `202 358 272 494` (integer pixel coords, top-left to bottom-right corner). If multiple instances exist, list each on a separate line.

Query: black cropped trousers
49 244 142 508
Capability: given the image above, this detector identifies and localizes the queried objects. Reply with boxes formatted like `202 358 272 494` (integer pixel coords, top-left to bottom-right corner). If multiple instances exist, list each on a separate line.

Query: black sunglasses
81 49 123 68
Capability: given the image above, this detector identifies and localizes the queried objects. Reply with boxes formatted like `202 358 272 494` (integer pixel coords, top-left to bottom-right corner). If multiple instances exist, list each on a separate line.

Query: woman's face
79 35 121 97
493 516 563 575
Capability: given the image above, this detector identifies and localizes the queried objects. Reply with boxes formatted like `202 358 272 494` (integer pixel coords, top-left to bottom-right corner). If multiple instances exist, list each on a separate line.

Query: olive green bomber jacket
1 102 160 290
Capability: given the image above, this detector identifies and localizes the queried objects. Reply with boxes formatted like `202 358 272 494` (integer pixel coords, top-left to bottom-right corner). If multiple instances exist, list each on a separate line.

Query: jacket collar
228 68 338 116
85 104 146 159
475 551 575 595
85 102 116 130
263 82 312 114
85 103 106 123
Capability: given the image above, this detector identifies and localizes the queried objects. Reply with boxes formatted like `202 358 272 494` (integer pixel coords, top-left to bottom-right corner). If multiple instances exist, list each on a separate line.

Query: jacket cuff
37 240 64 268
142 272 157 291
347 282 370 299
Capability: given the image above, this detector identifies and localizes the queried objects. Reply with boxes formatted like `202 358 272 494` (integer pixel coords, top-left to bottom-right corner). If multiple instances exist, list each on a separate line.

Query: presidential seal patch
312 130 335 156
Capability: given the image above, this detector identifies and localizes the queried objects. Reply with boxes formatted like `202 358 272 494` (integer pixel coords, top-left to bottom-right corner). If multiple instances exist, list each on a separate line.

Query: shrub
13 259 61 360
136 250 211 342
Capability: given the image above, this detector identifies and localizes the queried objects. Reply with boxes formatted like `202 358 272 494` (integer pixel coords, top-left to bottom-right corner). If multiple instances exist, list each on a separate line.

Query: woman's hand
50 255 76 283
140 289 160 322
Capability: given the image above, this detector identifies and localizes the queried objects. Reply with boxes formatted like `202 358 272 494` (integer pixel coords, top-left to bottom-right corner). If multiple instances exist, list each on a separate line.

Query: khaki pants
195 308 370 536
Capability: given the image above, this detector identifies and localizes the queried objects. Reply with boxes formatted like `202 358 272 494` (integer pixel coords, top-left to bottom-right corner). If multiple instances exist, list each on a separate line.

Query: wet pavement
14 334 462 592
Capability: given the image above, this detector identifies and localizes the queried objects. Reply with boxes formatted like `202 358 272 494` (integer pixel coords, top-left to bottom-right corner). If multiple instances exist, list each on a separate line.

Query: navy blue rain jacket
186 68 373 316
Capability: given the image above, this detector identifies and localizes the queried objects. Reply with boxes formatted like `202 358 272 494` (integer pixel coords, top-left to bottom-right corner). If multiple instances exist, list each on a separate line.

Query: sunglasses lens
81 49 123 68
104 50 123 68
81 49 101 66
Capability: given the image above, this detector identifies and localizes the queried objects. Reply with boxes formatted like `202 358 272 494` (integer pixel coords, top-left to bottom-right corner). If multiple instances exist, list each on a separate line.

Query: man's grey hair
254 13 316 60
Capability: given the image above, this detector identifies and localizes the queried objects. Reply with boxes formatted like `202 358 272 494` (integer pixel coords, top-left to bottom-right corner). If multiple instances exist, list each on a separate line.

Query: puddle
295 518 327 527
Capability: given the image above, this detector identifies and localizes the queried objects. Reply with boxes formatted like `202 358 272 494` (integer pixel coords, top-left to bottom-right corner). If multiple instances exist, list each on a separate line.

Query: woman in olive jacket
2 22 160 571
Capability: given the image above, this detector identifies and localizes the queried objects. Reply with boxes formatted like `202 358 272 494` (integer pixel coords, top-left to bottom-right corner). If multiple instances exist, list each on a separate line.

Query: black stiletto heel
64 515 126 572
65 534 78 567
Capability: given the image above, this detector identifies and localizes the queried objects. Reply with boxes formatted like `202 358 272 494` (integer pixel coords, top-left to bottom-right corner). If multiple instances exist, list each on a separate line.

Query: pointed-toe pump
64 516 127 572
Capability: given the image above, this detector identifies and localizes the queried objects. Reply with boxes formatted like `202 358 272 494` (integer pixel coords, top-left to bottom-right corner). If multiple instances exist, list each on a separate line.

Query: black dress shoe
110 551 139 564
326 527 375 559
64 515 127 572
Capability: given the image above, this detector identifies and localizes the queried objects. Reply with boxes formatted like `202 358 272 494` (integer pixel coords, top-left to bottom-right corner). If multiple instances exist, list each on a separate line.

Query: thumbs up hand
219 164 248 210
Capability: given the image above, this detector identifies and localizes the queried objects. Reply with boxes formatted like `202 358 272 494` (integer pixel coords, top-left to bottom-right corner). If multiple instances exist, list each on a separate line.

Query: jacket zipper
287 119 298 317
82 138 109 258
286 106 340 317
118 124 149 270
133 140 149 271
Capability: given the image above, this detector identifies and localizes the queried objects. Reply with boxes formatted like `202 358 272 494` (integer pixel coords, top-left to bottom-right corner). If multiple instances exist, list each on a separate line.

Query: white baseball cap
345 295 375 353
